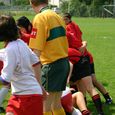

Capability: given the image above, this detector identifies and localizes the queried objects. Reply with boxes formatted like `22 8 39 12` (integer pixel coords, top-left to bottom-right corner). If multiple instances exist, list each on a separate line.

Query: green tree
60 0 69 13
12 0 29 5
79 0 93 5
0 2 5 6
68 0 81 16
60 0 114 17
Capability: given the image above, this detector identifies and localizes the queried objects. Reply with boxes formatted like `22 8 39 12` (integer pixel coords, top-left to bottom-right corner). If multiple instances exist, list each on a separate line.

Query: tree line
60 0 114 17
0 0 114 17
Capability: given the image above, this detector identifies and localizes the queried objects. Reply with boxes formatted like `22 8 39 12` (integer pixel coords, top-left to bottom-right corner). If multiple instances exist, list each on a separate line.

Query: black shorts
70 56 91 82
85 56 95 74
90 63 95 74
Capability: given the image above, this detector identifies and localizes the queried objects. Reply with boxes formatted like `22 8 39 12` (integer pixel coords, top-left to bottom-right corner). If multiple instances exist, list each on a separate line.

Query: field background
0 16 115 115
73 17 115 115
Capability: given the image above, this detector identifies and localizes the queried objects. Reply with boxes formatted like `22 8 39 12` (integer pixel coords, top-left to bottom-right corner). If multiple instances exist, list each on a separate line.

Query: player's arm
30 49 48 99
31 49 42 85
67 61 73 84
32 51 41 85
32 61 48 100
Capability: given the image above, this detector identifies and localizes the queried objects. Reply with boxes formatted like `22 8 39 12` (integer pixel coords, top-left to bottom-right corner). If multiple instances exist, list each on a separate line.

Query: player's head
63 13 72 25
0 15 18 42
29 0 48 6
16 16 32 33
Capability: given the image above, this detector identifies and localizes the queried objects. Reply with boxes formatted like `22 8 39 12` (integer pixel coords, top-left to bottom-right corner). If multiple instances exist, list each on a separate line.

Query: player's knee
6 112 14 115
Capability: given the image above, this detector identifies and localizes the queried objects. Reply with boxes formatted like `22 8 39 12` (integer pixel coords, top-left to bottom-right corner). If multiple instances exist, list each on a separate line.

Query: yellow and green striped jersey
29 9 68 65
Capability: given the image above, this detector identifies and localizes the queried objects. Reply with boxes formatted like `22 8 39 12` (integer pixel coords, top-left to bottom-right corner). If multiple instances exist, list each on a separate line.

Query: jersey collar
39 6 49 13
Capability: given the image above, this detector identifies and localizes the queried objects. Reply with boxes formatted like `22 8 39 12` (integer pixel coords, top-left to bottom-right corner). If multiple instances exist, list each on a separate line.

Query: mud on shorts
41 58 70 92
70 56 91 83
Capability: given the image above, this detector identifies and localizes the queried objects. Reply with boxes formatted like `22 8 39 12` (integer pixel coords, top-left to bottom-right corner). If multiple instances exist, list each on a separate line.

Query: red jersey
68 48 82 64
66 21 82 42
66 32 82 49
66 21 94 63
20 31 30 45
66 22 87 55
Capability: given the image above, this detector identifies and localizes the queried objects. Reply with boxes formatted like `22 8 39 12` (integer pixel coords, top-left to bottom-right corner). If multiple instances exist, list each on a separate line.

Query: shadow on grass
87 100 115 115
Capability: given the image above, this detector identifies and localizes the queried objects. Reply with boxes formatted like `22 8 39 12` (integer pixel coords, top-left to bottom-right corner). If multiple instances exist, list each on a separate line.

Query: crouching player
0 15 46 115
61 87 91 115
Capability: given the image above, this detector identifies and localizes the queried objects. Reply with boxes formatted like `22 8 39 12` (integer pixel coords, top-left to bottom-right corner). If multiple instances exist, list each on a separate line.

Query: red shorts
61 93 73 113
6 94 43 115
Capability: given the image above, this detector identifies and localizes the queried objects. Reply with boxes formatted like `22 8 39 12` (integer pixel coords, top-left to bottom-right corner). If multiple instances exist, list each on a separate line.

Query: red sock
92 94 103 114
82 110 90 115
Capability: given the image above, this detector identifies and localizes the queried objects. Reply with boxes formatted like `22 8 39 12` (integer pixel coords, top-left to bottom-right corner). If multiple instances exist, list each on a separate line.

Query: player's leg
42 58 70 115
61 90 73 114
43 92 54 115
88 53 112 105
72 91 90 115
6 112 14 115
92 74 112 104
52 92 65 115
81 76 104 115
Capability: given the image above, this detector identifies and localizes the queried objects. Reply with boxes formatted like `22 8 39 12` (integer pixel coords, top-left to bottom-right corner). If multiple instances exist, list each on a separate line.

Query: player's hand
69 88 76 92
79 46 86 55
79 41 87 55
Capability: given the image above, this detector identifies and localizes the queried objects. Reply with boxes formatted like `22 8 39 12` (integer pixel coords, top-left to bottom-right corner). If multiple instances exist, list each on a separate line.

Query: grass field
73 17 115 115
0 16 115 115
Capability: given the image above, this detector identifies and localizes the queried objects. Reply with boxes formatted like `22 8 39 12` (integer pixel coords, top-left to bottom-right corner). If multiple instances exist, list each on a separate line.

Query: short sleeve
29 15 48 51
29 48 40 65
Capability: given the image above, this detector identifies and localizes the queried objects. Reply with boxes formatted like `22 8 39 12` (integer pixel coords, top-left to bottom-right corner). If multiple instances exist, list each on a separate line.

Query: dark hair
0 15 18 42
63 13 72 20
30 0 48 6
16 16 32 33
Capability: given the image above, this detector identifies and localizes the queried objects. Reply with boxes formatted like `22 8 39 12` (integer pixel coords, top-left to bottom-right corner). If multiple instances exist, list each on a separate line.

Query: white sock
72 107 82 115
0 87 9 107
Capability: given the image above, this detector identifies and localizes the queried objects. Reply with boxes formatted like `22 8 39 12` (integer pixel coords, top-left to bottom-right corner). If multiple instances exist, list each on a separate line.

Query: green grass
0 16 115 115
73 17 115 115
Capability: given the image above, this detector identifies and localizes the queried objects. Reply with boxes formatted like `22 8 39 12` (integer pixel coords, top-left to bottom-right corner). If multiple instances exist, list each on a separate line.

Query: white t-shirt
0 39 42 95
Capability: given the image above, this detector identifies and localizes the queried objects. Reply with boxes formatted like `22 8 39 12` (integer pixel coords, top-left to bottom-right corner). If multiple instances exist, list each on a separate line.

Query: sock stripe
92 94 100 100
82 110 90 115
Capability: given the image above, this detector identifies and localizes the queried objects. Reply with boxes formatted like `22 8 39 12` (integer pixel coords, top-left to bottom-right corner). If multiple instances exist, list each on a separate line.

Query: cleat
98 112 104 115
0 107 5 113
105 98 112 104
